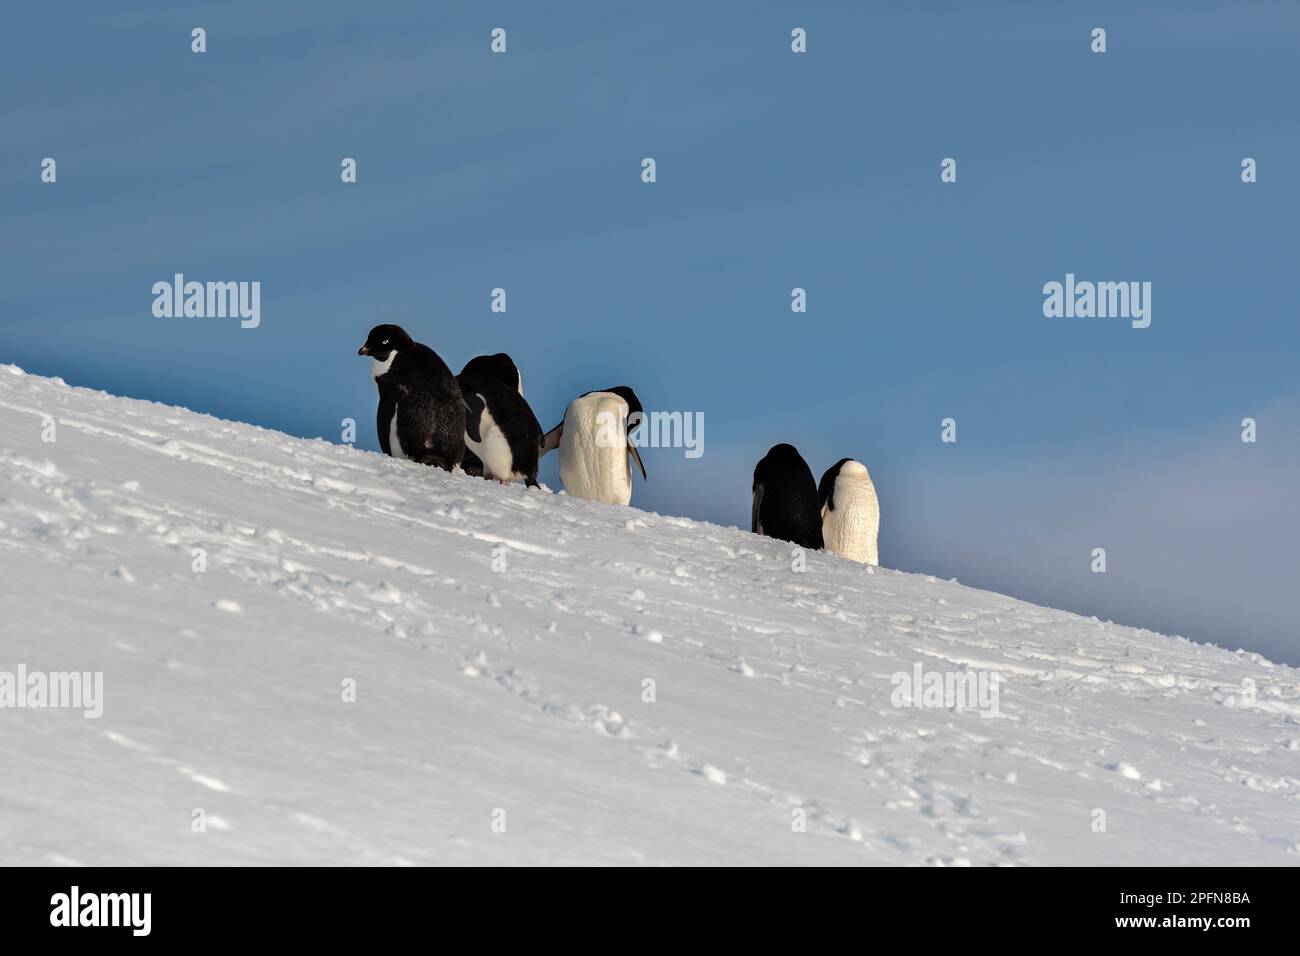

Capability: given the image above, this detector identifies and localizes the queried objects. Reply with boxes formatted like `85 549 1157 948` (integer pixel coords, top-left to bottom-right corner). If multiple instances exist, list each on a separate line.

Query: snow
1 364 1298 865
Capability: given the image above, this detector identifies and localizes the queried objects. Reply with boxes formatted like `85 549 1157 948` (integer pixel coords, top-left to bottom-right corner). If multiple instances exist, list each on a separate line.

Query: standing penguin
457 355 543 487
752 444 823 549
540 386 647 506
358 324 465 470
457 353 525 478
818 458 880 565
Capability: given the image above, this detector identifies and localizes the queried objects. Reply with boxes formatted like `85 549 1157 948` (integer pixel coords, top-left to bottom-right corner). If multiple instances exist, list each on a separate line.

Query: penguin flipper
628 443 647 482
751 484 764 534
540 422 563 456
463 392 486 444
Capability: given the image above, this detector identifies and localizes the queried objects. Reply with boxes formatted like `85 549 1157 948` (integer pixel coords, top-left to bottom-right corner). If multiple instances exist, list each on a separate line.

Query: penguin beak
358 345 369 356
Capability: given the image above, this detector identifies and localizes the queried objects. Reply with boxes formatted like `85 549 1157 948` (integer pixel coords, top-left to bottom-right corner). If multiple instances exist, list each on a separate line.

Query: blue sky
4 1 1298 663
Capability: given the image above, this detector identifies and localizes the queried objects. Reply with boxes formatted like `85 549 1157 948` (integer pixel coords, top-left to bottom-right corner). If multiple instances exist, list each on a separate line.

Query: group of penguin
358 324 645 505
752 444 880 565
357 324 880 567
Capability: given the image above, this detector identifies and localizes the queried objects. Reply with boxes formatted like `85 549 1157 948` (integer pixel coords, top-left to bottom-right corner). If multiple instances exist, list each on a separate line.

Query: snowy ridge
1 364 1297 866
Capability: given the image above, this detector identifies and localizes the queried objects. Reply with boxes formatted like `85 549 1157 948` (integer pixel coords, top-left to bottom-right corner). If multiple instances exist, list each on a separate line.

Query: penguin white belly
388 406 405 459
558 393 631 505
374 352 405 459
467 419 521 482
822 476 880 565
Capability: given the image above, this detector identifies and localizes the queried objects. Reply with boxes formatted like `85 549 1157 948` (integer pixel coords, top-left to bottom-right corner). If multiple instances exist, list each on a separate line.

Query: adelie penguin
540 387 647 506
457 353 543 487
752 443 823 550
358 324 465 470
818 458 880 565
457 353 524 478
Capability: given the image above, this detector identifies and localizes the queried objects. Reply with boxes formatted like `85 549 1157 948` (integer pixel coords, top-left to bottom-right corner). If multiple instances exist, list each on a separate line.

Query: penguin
457 353 524 478
458 352 526 479
457 355 543 487
540 386 647 506
752 444 823 550
357 324 465 471
818 458 880 565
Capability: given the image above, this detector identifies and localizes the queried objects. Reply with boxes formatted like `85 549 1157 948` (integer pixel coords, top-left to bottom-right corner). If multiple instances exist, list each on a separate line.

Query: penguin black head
461 353 522 395
358 324 413 361
755 443 805 480
754 442 819 492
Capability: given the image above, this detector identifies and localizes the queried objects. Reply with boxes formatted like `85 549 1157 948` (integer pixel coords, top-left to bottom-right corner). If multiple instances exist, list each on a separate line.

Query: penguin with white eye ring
357 324 465 470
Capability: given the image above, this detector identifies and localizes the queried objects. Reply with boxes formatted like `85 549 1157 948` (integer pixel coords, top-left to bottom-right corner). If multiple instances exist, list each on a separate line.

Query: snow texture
1 365 1297 865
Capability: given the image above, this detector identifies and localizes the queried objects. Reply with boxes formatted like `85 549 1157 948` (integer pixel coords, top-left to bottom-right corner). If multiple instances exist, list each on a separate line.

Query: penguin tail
525 475 540 490
418 452 452 471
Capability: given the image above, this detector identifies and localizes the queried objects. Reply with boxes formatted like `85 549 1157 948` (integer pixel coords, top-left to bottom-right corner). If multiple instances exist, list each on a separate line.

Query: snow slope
1 364 1297 866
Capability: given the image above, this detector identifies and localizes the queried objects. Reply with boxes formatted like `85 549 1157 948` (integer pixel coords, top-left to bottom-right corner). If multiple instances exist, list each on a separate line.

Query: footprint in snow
632 624 663 643
1108 761 1142 780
